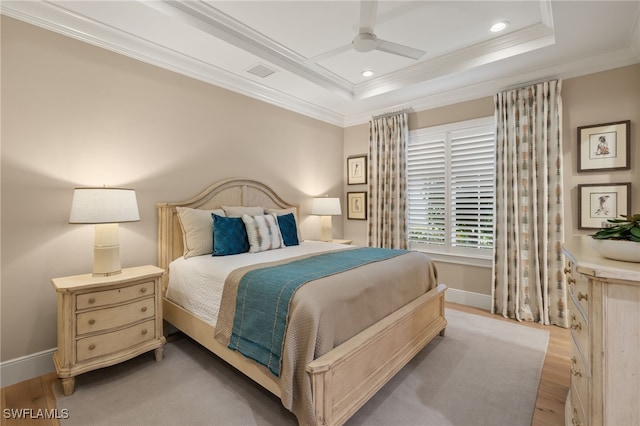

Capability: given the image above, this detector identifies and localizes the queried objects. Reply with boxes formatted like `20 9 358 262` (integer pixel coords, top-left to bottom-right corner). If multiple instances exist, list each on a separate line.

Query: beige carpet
55 309 549 426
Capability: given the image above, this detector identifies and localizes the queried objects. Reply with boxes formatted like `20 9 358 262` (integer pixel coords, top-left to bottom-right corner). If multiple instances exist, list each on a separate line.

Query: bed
157 178 447 425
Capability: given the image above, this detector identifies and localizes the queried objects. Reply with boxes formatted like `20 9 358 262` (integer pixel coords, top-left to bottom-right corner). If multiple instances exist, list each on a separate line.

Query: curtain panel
367 112 409 249
492 80 568 328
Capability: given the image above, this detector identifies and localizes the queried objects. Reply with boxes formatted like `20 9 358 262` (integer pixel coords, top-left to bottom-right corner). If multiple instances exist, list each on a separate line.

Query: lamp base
319 215 333 242
93 223 122 276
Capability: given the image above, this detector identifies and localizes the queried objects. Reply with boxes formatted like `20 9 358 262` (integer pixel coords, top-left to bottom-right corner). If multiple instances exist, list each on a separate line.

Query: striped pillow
242 213 284 253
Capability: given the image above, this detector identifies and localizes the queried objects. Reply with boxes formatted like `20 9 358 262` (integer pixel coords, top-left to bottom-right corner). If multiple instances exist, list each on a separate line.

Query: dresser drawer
569 296 589 364
76 281 154 309
76 319 156 362
570 388 588 426
76 298 155 335
570 342 589 418
572 272 590 316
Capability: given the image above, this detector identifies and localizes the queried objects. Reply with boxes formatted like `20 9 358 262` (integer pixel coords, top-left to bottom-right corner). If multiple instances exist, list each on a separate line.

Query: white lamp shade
311 197 342 216
69 187 140 224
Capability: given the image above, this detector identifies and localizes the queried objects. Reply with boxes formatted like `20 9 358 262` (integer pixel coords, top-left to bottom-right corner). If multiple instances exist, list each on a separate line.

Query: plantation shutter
407 118 495 256
407 134 446 245
450 128 495 249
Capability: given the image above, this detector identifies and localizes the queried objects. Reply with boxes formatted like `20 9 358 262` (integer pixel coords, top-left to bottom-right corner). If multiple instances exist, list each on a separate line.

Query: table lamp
69 187 140 276
311 197 341 241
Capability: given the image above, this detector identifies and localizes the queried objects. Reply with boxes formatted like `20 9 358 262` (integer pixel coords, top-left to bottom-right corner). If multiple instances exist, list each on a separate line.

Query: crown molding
2 1 639 129
1 1 346 126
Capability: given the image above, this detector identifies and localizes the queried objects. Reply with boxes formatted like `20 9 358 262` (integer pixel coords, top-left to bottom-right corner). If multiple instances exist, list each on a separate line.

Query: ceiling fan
306 0 425 63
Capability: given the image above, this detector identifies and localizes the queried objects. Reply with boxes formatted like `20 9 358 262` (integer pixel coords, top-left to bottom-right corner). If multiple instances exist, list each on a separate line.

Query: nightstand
51 265 165 395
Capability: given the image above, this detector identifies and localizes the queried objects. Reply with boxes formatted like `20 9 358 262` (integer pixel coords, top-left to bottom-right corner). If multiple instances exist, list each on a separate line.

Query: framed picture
578 183 631 229
347 192 367 220
347 155 367 185
577 120 630 172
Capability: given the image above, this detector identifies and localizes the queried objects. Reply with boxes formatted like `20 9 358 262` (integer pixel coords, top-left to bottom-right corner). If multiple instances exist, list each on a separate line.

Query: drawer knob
141 307 148 313
572 408 581 426
570 356 583 377
563 267 571 275
88 297 96 304
88 344 96 351
570 314 582 331
141 329 148 336
88 319 95 325
140 287 147 294
577 292 588 302
567 277 576 284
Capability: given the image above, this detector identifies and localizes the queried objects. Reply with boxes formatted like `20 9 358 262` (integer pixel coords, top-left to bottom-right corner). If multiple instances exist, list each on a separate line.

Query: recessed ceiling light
490 21 509 33
361 69 374 77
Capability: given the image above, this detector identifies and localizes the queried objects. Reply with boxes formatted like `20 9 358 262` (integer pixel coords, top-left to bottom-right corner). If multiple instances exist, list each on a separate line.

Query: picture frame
347 155 367 185
347 192 367 220
577 120 630 172
578 183 631 229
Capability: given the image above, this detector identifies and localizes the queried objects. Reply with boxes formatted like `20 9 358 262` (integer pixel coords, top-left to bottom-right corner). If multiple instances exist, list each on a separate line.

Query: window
407 117 495 261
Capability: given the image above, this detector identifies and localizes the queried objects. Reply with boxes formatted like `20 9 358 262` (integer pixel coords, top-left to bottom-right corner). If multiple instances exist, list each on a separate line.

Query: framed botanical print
578 183 631 229
347 155 367 185
577 120 630 172
347 192 367 220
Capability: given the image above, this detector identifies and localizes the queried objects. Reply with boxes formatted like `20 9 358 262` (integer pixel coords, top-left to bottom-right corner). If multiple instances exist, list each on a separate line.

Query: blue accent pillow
277 213 300 246
212 213 249 256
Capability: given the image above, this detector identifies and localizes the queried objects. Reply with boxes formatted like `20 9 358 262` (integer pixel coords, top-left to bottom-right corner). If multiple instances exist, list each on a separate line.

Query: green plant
591 214 640 242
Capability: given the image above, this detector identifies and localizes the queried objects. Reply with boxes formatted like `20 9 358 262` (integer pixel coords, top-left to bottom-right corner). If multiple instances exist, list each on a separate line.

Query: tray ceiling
2 1 639 126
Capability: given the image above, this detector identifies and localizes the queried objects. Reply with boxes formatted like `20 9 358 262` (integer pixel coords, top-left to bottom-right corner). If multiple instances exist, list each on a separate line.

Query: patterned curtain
492 80 568 328
367 112 408 249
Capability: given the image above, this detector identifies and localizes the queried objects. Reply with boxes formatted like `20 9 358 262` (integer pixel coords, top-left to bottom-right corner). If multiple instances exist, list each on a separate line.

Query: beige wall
343 64 640 298
562 65 640 230
1 17 343 362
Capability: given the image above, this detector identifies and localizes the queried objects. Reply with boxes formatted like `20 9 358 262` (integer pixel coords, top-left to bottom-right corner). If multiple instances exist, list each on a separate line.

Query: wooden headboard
157 178 299 289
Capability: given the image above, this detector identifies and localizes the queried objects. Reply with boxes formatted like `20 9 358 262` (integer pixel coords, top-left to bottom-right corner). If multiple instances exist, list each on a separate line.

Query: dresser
562 236 640 426
51 265 165 395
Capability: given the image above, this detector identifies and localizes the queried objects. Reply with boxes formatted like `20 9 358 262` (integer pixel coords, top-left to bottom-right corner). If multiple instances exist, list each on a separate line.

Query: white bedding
165 241 353 326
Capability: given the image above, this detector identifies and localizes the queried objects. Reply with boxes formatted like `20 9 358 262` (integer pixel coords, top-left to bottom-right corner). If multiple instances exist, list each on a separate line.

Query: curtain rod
372 108 412 120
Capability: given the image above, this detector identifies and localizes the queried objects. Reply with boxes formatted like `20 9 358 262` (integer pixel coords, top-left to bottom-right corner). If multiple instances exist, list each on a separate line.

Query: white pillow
265 207 303 242
222 205 264 217
176 207 225 258
242 213 284 253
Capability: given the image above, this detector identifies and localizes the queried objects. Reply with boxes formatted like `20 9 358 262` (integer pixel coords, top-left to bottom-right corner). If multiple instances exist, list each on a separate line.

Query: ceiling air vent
246 64 276 78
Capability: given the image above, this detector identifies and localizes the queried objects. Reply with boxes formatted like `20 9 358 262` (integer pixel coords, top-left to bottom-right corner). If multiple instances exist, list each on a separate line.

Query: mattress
165 241 353 326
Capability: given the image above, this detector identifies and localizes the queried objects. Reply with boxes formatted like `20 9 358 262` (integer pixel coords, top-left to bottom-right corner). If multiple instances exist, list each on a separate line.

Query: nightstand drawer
76 298 155 335
76 281 154 309
76 319 156 362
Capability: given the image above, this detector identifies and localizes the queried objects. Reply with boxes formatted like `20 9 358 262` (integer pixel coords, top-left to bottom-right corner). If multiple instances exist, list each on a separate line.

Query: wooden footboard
306 283 447 426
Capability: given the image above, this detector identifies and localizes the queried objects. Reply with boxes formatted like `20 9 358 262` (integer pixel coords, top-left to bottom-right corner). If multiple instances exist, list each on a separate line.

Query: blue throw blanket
228 247 409 376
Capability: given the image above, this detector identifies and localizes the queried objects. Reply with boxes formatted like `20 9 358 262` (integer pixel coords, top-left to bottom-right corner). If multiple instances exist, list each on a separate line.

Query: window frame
407 116 495 267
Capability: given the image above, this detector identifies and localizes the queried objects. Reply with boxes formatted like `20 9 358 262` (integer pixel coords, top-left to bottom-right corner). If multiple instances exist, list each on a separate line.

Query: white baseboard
1 348 56 388
445 288 492 311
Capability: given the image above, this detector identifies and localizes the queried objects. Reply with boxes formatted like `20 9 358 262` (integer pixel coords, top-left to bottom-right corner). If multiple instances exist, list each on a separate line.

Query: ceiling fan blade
359 0 378 32
376 39 425 60
305 43 352 64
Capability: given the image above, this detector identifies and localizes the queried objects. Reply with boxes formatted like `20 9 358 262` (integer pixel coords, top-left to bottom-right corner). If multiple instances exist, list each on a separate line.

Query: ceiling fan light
490 21 509 33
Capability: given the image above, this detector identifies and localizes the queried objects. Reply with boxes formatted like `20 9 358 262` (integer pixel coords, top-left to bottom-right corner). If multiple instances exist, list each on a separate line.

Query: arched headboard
157 178 299 289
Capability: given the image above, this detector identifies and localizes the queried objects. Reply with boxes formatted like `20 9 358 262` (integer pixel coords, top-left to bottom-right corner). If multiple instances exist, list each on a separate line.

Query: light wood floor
1 303 570 426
